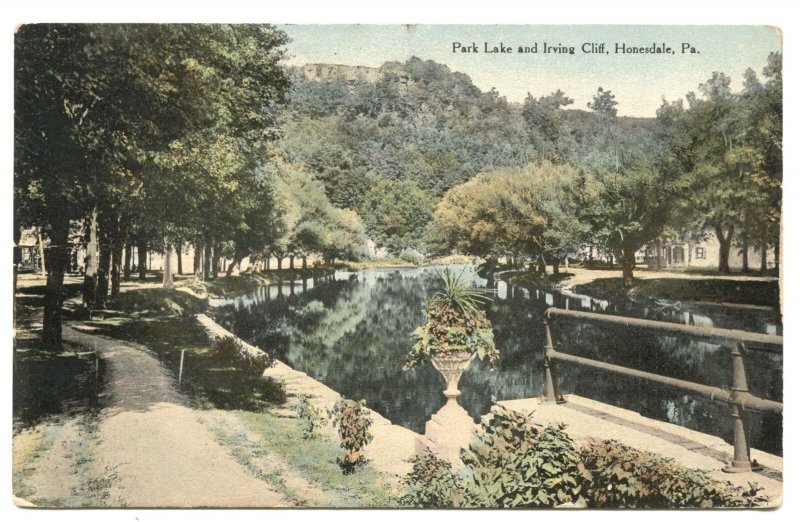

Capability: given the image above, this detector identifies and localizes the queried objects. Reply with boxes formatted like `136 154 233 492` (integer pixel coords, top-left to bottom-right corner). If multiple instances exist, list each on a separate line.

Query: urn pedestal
416 352 477 466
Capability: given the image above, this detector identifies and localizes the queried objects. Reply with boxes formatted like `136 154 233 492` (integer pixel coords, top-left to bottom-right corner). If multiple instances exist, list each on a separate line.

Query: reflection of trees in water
211 268 781 451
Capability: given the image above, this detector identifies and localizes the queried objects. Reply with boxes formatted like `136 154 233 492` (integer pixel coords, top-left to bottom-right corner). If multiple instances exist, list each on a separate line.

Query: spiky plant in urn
406 269 498 464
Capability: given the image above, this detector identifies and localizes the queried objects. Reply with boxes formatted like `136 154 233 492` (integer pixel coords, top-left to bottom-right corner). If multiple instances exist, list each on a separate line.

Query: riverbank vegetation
400 406 768 508
15 23 780 350
575 277 780 309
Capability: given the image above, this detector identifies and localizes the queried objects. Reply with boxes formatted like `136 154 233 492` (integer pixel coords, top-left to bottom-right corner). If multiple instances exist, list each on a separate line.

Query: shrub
328 398 374 474
460 406 590 507
294 395 328 440
211 335 274 376
580 439 768 508
398 406 769 508
399 450 463 508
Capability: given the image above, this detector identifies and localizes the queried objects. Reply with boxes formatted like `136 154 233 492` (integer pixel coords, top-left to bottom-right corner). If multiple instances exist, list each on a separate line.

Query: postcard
12 23 782 509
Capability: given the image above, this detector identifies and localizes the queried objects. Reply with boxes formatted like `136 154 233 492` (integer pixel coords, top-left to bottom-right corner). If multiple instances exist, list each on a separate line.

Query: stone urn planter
406 270 498 466
431 351 475 405
416 351 477 465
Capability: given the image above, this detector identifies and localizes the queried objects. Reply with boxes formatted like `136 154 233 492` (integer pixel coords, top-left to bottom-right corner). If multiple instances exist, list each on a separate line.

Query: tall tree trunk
42 216 70 350
264 251 270 271
226 252 246 278
13 226 21 295
302 255 307 270
715 224 734 274
622 242 636 289
740 219 750 273
537 255 546 274
774 241 779 276
277 256 283 272
203 241 211 280
36 227 47 276
656 240 662 270
760 243 768 274
123 240 132 281
176 241 183 275
137 237 148 281
83 208 99 308
551 259 559 275
110 215 124 298
193 242 201 277
95 215 112 309
211 242 221 280
289 254 295 270
196 242 205 281
162 239 174 288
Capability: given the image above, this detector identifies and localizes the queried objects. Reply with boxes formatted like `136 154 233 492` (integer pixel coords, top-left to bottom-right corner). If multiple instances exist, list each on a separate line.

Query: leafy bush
294 395 328 440
460 406 590 507
399 406 769 508
405 270 498 368
399 450 464 508
580 439 768 508
211 335 274 376
328 398 374 474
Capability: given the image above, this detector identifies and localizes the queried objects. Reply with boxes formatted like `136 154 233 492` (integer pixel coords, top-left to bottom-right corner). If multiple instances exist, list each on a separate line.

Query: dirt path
29 326 292 507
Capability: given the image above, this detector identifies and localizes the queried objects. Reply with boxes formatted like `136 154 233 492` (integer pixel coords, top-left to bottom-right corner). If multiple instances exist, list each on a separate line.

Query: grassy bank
202 410 397 507
345 254 477 270
504 270 575 291
575 277 780 308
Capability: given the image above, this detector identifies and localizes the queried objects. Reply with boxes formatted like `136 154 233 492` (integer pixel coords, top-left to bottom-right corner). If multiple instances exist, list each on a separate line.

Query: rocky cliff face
300 63 381 83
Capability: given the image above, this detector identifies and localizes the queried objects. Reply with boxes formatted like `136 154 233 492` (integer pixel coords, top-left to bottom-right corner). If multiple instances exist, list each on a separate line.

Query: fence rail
542 307 783 473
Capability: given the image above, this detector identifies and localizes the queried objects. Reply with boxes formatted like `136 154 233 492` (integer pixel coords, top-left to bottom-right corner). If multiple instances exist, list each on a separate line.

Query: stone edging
194 313 418 481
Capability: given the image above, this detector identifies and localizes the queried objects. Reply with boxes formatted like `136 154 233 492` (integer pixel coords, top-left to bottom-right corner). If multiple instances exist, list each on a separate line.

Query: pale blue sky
281 25 781 117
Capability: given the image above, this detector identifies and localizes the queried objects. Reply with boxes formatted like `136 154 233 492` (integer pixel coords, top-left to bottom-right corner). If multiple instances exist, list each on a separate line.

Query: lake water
209 265 783 455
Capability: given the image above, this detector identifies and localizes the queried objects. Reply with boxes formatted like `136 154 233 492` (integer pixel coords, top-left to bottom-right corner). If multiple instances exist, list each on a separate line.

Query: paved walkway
27 326 290 508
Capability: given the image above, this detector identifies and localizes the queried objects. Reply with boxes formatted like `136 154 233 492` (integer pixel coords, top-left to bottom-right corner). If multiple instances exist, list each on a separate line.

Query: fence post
543 314 565 404
724 341 757 473
178 349 186 388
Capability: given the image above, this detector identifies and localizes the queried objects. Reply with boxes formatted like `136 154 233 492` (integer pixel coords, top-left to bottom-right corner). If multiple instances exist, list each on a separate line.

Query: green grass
576 277 780 308
13 334 102 430
89 314 286 411
215 410 397 507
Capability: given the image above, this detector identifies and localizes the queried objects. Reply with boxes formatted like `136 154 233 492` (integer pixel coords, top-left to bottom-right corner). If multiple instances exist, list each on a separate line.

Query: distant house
643 231 776 271
15 229 42 273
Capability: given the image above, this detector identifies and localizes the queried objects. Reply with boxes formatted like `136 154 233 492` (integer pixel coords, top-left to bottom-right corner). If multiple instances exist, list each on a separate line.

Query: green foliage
580 439 767 508
587 86 619 117
405 270 497 368
361 179 436 254
211 335 274 376
270 160 368 264
294 395 328 440
399 406 768 508
461 407 590 507
428 161 586 268
328 399 374 474
399 450 464 508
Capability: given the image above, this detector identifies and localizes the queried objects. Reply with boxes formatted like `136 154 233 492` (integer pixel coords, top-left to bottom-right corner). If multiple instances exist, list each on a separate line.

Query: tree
659 55 781 274
428 162 586 271
581 154 673 287
15 24 290 348
587 87 619 117
361 180 435 254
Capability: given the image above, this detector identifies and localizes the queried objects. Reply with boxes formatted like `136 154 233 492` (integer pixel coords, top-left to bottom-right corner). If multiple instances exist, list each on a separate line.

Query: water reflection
210 265 782 455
